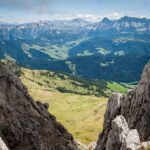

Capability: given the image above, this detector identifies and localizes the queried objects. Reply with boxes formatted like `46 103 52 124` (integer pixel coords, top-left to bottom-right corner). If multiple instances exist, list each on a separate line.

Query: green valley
15 66 130 144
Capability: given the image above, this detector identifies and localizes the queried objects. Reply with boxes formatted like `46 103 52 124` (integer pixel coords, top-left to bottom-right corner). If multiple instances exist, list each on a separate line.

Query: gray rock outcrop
121 130 140 150
0 63 78 150
106 115 129 150
96 60 150 150
99 115 140 150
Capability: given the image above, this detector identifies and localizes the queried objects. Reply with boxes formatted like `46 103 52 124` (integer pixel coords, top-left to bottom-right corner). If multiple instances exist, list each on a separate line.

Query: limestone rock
121 130 140 150
106 115 129 150
0 63 78 150
96 60 150 150
121 61 150 140
96 93 123 150
97 115 140 150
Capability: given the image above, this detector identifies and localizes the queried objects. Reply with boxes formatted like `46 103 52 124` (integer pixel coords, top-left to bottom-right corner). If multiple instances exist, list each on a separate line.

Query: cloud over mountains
0 0 149 23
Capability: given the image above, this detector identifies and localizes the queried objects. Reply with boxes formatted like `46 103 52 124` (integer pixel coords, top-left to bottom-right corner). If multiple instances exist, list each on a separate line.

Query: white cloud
107 12 125 19
0 13 102 23
1 11 150 24
75 14 102 22
0 17 7 23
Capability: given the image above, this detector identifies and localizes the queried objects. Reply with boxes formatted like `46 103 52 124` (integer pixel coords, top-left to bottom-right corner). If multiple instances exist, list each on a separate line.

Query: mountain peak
120 16 130 20
119 16 148 22
101 17 112 23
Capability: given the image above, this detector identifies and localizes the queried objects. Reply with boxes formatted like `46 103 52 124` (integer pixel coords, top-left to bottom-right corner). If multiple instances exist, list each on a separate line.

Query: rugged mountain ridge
96 60 150 150
0 63 78 150
0 16 150 83
0 19 92 41
0 16 150 41
95 16 150 34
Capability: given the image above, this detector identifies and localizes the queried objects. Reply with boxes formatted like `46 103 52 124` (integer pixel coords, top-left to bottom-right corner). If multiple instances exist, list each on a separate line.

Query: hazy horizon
0 0 150 23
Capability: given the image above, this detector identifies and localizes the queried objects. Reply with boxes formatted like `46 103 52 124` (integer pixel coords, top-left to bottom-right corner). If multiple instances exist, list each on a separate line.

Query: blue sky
0 0 150 23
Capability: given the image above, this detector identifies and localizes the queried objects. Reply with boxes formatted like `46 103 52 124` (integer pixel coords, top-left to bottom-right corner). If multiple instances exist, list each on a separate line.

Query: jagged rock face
0 64 78 150
97 114 141 150
121 61 150 141
106 115 129 150
96 60 150 150
96 94 123 150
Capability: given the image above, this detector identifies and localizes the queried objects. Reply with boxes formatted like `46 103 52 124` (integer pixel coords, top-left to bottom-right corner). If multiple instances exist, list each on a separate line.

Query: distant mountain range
94 16 150 33
0 16 150 82
0 16 150 41
0 18 92 41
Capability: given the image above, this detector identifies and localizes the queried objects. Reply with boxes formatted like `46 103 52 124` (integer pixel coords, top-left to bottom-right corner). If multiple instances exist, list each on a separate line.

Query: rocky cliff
96 61 150 150
0 63 78 150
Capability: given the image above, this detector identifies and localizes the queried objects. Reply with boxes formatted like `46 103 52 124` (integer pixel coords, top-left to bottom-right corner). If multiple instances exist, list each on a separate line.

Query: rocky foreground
0 63 78 150
96 61 150 150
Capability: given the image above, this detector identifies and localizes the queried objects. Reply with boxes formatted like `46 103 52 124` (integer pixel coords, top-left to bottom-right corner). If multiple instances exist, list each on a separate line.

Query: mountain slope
16 64 130 144
1 34 150 82
0 16 150 82
0 61 133 144
20 67 130 96
67 35 150 82
19 66 108 144
0 63 78 150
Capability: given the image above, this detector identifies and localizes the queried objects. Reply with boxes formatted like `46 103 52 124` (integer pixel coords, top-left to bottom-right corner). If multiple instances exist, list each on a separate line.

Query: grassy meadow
18 67 132 144
0 60 131 144
20 68 107 144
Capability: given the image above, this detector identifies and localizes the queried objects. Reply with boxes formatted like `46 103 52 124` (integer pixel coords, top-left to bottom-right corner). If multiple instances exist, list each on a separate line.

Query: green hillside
20 68 129 97
19 67 130 144
20 68 107 144
0 61 132 144
0 34 150 83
